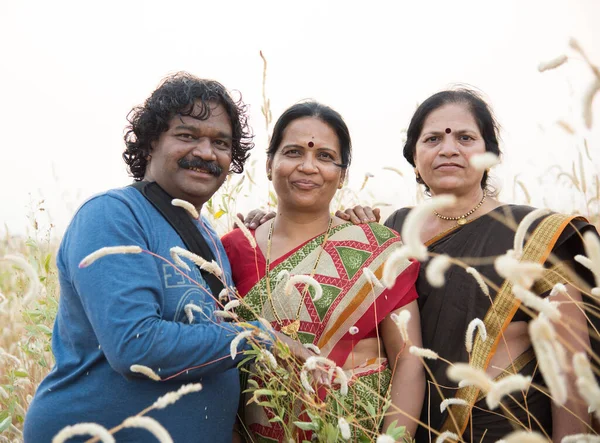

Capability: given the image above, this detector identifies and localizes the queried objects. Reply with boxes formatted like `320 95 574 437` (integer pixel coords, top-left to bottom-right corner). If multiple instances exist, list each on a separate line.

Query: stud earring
414 168 420 179
267 171 272 180
338 182 343 189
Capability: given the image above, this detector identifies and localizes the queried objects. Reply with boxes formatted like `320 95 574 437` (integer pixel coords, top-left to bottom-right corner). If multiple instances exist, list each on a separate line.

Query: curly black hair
123 72 254 180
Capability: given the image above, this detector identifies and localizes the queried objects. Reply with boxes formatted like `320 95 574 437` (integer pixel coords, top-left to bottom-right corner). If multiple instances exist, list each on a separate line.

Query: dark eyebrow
282 144 338 154
173 124 232 140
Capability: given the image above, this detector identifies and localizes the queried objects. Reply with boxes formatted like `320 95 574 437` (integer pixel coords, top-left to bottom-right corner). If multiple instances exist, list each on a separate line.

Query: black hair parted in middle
267 101 352 169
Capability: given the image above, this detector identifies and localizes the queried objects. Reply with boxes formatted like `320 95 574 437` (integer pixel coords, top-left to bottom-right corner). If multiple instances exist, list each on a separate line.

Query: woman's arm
550 284 592 442
381 300 425 438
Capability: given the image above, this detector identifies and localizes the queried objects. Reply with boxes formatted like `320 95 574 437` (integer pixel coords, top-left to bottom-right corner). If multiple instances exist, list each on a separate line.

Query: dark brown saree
385 204 597 442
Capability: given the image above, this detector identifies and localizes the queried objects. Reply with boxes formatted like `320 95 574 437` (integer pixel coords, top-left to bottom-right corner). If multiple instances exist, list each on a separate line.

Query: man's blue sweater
24 186 260 442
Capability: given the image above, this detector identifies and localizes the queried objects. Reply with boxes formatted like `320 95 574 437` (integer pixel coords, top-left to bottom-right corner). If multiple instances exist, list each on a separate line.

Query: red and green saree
222 221 419 442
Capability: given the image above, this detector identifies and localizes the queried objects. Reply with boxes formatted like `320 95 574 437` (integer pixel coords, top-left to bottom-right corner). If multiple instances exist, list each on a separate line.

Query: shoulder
221 227 256 258
331 222 400 245
383 207 412 232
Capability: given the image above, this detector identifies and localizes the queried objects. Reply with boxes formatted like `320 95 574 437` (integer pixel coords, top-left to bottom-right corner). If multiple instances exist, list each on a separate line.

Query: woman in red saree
222 101 424 442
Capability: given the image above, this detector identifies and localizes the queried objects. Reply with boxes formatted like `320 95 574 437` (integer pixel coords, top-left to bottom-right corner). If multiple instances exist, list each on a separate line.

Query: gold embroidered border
440 213 577 436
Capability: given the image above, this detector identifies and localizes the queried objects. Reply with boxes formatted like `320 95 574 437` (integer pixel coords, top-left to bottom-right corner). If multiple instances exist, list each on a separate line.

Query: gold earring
338 182 343 189
414 168 420 179
267 171 272 180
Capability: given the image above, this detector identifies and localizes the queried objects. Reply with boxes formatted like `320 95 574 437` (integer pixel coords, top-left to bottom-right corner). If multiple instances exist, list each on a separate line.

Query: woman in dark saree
338 89 599 442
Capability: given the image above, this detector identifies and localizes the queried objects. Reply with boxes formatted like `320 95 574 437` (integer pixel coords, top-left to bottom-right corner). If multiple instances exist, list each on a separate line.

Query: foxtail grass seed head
277 269 290 282
218 288 230 303
440 398 468 413
391 309 411 342
538 54 568 72
582 231 600 285
529 317 568 405
466 267 490 297
447 363 493 391
333 366 349 396
409 346 439 360
592 287 600 297
499 430 547 442
383 246 412 288
224 299 240 311
78 246 142 269
436 431 460 443
583 78 600 129
376 435 395 443
572 353 600 419
233 216 257 248
494 250 544 289
426 254 451 288
123 416 174 443
169 246 223 277
52 423 116 443
402 195 456 261
338 417 351 440
469 152 500 170
300 368 315 394
549 283 568 297
284 274 323 301
348 326 359 335
362 267 384 288
0 350 22 367
303 343 321 354
513 209 550 258
513 285 561 320
171 198 199 219
152 383 202 409
465 318 487 353
561 434 600 442
1 254 41 307
575 255 594 271
230 330 253 359
304 355 336 371
130 364 161 381
184 303 205 324
169 248 192 271
259 349 278 369
486 374 532 409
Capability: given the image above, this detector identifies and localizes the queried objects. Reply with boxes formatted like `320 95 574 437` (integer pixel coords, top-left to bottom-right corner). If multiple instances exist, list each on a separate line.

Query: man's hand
235 210 276 230
335 206 381 225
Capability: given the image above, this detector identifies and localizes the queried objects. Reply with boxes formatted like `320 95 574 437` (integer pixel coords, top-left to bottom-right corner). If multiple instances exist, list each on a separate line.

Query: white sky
1 0 599 237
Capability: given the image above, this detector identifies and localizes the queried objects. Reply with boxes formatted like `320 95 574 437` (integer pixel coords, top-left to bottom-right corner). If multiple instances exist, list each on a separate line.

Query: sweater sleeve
60 195 270 382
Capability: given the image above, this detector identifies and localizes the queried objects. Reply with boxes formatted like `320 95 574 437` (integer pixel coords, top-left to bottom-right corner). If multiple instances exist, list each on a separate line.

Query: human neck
273 205 332 240
433 188 486 219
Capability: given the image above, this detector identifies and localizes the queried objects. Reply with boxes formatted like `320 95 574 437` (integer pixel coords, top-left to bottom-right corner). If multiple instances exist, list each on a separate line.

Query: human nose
438 136 459 157
298 153 318 173
191 137 217 161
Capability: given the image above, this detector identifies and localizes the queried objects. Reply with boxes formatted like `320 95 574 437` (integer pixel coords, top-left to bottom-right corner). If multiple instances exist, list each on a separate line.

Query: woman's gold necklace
433 193 486 226
264 217 333 339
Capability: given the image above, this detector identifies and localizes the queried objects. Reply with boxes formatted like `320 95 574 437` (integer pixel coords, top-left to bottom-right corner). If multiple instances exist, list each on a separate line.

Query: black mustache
178 158 223 177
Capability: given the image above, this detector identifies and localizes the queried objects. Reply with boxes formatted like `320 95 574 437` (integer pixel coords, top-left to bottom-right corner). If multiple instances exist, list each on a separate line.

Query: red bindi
308 141 314 148
445 128 452 134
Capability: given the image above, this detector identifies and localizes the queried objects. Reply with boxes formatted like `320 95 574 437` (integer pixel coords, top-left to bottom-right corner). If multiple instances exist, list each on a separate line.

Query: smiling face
414 103 486 196
267 117 345 213
143 101 233 207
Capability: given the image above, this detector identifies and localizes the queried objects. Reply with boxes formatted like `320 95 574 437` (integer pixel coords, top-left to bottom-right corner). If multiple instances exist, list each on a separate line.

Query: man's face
144 101 233 208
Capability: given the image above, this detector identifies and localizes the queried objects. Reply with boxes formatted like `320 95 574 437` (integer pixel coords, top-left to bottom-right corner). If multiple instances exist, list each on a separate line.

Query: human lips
184 166 216 178
434 162 464 170
291 179 320 189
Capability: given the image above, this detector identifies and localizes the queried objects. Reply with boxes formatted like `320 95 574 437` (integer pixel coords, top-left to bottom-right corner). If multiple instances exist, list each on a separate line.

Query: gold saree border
440 213 581 437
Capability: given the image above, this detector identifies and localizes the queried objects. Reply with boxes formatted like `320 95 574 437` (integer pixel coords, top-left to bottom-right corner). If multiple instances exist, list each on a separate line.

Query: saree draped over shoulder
385 204 598 442
222 222 420 442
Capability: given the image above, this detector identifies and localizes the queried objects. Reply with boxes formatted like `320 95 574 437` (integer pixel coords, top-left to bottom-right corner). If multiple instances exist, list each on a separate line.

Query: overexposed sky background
1 0 599 237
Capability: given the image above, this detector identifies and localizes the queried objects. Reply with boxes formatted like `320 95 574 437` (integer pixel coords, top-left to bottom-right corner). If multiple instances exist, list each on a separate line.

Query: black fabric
130 181 224 300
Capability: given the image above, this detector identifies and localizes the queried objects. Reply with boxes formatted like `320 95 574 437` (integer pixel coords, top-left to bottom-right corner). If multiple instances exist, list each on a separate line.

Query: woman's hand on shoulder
335 206 381 225
236 210 276 229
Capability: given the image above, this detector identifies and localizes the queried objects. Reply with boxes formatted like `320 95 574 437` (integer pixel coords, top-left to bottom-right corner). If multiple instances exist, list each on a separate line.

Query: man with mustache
24 72 271 442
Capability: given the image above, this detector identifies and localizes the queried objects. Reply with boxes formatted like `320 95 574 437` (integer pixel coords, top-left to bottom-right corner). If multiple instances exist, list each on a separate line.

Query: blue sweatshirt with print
24 186 264 443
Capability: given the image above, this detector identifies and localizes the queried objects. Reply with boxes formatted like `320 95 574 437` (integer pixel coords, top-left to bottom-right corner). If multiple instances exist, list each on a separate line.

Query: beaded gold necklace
434 194 486 226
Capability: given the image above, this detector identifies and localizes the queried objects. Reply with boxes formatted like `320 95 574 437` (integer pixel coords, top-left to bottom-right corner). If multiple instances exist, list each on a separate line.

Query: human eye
424 135 439 143
318 151 335 161
459 134 475 142
213 139 231 151
284 149 301 157
176 132 196 140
